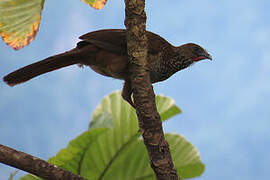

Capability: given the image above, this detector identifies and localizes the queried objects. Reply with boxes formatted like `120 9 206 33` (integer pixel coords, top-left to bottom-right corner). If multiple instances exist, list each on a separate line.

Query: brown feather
3 49 79 86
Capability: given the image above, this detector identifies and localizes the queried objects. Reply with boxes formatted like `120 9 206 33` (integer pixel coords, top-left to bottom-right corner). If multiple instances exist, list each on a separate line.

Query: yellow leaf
81 0 107 10
0 0 44 50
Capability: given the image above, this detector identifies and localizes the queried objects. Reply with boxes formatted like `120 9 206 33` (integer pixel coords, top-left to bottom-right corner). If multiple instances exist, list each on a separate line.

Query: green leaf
97 133 204 179
155 94 182 121
19 128 107 180
97 136 153 180
89 111 114 129
0 0 44 50
20 174 41 180
78 91 186 179
84 91 140 179
90 91 138 131
90 91 181 129
81 0 107 10
48 128 107 175
166 134 205 179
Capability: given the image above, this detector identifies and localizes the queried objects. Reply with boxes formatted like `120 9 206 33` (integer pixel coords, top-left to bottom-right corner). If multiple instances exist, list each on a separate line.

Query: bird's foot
122 81 136 108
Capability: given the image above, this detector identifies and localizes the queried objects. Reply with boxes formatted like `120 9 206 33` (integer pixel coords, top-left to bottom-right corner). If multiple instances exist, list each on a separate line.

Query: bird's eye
194 47 200 52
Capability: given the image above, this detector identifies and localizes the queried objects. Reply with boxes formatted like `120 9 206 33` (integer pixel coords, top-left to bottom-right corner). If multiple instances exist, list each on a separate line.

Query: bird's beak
204 53 212 60
192 52 212 61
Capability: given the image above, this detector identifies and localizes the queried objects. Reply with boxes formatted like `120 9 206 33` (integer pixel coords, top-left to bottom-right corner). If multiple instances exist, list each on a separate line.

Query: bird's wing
146 31 172 54
79 29 127 54
79 29 172 55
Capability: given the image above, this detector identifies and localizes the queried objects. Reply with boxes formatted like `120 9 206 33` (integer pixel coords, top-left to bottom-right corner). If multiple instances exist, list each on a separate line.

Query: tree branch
123 0 180 179
0 144 88 180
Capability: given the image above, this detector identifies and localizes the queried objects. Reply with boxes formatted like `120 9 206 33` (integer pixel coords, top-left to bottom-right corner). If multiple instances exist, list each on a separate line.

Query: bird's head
180 43 212 62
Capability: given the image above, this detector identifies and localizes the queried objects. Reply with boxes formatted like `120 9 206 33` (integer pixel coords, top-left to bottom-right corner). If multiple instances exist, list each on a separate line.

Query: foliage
81 0 107 10
19 91 204 180
0 0 44 50
0 0 106 50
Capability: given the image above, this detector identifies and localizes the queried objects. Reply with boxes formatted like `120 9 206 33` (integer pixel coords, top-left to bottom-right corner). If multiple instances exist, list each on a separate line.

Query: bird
3 29 212 107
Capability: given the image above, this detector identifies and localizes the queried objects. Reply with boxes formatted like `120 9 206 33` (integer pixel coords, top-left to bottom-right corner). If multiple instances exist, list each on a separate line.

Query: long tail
3 49 79 86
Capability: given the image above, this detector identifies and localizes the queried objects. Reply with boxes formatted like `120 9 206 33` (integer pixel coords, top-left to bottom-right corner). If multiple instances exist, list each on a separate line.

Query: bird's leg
121 81 135 108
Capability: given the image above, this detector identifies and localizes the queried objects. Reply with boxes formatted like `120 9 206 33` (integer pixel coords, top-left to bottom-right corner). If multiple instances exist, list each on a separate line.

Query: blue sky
1 0 270 179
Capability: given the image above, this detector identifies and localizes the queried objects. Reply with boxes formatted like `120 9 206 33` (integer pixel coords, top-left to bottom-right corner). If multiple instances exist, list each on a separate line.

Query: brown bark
0 144 88 180
123 0 180 180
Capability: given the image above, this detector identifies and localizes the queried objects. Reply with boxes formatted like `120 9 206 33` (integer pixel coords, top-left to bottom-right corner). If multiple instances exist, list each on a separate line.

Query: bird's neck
148 46 194 83
169 55 193 72
159 49 193 73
